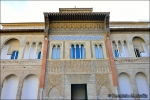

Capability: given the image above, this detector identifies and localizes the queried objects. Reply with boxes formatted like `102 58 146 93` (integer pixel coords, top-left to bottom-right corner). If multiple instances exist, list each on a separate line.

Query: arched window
81 45 85 59
76 45 80 59
94 44 104 59
112 41 119 58
70 44 85 59
56 45 61 59
11 51 19 59
37 52 41 59
1 38 20 59
132 37 149 57
52 45 61 59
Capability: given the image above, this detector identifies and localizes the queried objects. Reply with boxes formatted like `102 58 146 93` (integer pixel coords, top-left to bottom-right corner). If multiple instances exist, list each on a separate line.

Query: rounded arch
1 74 19 99
132 36 146 43
135 71 147 79
118 72 134 95
2 37 20 48
2 73 18 86
135 72 149 99
22 74 39 82
21 74 39 99
48 86 60 99
118 72 130 77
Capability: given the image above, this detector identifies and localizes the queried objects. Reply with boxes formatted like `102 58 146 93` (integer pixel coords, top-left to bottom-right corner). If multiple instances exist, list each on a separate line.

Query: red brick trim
40 39 48 88
106 38 118 86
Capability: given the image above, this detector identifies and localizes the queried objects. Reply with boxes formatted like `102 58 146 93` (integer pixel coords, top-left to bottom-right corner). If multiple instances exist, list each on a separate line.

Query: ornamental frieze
1 60 42 65
50 35 103 40
50 23 103 28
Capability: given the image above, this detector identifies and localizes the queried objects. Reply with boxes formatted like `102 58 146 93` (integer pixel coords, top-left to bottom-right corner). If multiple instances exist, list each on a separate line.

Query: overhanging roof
44 12 109 21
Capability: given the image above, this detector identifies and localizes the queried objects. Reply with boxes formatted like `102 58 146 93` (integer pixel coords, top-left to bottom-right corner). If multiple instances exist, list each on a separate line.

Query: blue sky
1 1 149 23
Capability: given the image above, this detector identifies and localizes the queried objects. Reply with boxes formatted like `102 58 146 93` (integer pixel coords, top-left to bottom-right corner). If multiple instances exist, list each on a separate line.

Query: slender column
106 37 118 86
35 44 38 59
74 45 76 59
55 45 57 59
79 45 81 59
98 45 100 58
122 42 126 57
28 43 32 59
39 38 48 88
116 42 121 57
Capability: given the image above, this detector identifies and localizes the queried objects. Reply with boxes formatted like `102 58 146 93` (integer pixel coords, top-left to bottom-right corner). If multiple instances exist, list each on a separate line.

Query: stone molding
1 60 42 65
114 57 149 64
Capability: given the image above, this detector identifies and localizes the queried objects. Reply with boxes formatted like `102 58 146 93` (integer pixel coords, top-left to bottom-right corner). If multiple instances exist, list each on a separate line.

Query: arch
52 45 57 59
81 44 85 59
118 73 133 98
21 74 39 99
1 38 20 59
48 86 60 99
135 72 149 99
98 86 109 99
132 37 149 57
56 45 61 59
1 74 19 99
23 42 30 59
71 44 75 59
1 37 20 48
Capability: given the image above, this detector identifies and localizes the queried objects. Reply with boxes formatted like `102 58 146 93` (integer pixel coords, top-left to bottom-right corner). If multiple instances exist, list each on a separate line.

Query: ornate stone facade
0 8 149 100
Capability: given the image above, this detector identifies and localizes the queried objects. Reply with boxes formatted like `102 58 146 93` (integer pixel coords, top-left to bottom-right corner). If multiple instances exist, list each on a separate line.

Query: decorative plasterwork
114 57 149 64
65 60 92 74
94 60 110 73
25 35 44 45
51 43 62 47
1 60 42 65
50 23 103 28
96 74 111 94
66 74 91 84
50 35 103 40
110 34 127 43
49 28 104 33
47 61 63 74
46 74 62 96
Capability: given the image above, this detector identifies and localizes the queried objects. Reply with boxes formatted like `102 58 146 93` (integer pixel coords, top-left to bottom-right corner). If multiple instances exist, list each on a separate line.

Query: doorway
71 84 87 100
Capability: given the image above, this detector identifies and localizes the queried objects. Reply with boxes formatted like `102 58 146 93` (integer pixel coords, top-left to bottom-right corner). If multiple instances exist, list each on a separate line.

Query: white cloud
1 1 149 23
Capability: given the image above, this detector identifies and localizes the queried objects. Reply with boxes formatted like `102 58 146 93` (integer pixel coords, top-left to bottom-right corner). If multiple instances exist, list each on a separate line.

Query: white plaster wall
1 45 11 59
124 43 130 57
140 43 149 57
118 73 133 99
30 44 36 59
48 87 60 99
21 75 39 99
136 73 149 99
1 75 18 99
23 44 30 59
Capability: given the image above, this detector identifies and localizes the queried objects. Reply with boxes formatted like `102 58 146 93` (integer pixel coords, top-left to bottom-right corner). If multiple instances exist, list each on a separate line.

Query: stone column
18 46 24 59
28 43 32 59
127 43 136 57
35 43 38 59
102 44 107 59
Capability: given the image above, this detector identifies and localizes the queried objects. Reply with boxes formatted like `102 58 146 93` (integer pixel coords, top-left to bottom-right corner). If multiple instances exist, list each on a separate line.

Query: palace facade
0 8 149 99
